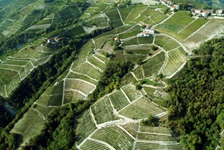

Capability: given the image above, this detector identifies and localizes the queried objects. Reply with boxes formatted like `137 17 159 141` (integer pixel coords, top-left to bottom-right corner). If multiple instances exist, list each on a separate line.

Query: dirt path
117 9 125 25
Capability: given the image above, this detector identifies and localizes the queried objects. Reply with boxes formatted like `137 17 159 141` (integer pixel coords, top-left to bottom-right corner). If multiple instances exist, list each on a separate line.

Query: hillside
0 0 223 150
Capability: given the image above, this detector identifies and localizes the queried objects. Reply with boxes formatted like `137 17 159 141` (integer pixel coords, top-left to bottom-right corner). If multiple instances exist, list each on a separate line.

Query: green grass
132 66 144 80
11 108 45 145
65 79 95 95
119 97 164 119
109 90 130 111
91 96 118 124
122 85 142 102
142 51 165 77
80 139 110 150
138 36 154 44
161 48 186 77
91 126 134 150
76 110 97 145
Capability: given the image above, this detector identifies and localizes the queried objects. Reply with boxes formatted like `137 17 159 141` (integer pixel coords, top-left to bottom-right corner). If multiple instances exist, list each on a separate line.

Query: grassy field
160 48 187 77
109 90 130 111
122 84 142 102
91 126 134 150
10 108 45 146
119 97 164 119
142 51 165 77
91 96 118 124
76 110 97 145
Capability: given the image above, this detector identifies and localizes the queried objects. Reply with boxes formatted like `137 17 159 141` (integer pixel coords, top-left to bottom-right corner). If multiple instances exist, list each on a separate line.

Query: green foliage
142 114 159 126
90 61 134 100
167 38 224 149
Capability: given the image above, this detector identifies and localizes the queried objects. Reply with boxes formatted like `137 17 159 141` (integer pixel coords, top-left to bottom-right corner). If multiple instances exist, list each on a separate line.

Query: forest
167 38 224 149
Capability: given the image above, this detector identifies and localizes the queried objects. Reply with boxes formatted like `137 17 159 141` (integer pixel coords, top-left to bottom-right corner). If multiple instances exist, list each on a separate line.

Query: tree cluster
167 38 224 149
89 60 134 100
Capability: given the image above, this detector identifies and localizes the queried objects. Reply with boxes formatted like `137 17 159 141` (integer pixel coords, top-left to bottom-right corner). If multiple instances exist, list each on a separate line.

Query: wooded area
167 38 224 149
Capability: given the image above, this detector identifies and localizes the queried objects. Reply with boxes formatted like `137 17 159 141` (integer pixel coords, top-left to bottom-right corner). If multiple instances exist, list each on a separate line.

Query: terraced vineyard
5 1 224 149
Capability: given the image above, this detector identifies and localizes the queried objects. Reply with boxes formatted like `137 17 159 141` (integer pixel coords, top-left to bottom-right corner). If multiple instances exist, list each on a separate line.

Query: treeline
167 38 224 149
89 60 134 100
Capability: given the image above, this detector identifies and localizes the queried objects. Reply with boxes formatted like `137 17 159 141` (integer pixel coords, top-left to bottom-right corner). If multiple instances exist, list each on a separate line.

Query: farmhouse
46 36 61 45
137 29 154 37
191 9 212 17
216 9 223 16
201 10 212 17
170 4 179 11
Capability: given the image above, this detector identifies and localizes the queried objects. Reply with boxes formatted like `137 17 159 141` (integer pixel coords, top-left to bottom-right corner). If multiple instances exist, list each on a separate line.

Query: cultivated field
10 108 46 146
160 47 187 78
91 96 118 124
119 97 164 119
